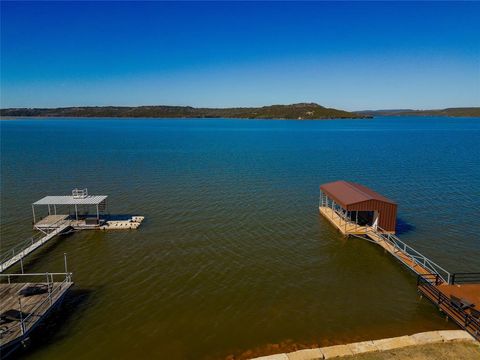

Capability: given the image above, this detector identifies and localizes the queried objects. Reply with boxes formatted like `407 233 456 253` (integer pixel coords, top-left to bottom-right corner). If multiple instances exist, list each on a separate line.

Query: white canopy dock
1 189 143 273
32 189 108 225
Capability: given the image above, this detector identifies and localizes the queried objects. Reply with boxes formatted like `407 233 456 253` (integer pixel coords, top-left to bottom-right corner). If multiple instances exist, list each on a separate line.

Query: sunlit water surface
1 117 479 359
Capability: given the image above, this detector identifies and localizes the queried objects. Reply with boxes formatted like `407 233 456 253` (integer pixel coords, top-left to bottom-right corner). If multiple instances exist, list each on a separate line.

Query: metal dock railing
0 218 71 273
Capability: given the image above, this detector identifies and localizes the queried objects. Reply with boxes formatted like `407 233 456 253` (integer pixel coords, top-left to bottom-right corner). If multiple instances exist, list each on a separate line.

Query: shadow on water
13 287 97 359
395 218 415 235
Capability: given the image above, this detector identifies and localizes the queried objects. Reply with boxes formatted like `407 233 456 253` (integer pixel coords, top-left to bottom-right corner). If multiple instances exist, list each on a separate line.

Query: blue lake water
1 117 479 359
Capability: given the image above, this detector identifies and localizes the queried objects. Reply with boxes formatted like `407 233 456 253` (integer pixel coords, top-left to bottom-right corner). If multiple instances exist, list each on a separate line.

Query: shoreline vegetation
358 107 480 117
0 103 369 120
1 104 479 120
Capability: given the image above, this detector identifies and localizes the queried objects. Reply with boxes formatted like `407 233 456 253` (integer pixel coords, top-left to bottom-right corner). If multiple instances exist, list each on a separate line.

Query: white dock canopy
33 195 108 206
32 189 108 222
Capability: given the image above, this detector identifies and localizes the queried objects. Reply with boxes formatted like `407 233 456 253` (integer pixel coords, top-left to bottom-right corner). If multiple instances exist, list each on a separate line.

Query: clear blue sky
1 1 479 110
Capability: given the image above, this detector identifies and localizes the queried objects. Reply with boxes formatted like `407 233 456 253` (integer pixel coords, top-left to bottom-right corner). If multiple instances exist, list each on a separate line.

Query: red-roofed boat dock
319 180 480 340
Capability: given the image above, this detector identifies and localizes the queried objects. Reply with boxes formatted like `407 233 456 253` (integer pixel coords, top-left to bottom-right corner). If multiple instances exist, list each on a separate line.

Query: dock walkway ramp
0 221 71 273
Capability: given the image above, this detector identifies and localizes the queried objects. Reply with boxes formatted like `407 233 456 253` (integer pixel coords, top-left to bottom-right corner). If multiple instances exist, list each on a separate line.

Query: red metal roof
320 180 396 208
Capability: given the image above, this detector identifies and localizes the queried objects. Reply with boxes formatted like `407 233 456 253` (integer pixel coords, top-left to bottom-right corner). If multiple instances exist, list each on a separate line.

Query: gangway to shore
319 205 451 283
362 227 451 283
0 220 71 273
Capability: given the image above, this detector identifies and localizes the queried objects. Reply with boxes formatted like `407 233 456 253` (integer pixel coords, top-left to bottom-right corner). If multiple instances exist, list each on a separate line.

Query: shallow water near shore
1 116 479 359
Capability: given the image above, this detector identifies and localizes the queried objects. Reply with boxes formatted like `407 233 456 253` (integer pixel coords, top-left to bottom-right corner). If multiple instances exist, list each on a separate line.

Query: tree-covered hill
0 103 370 119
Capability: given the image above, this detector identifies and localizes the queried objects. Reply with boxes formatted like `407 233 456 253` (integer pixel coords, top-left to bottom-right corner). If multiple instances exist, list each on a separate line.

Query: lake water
1 117 479 359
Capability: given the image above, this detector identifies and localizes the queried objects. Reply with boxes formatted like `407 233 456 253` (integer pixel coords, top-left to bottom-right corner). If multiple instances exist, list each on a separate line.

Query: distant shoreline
2 115 479 121
0 103 371 120
0 116 372 121
2 103 479 119
359 108 480 118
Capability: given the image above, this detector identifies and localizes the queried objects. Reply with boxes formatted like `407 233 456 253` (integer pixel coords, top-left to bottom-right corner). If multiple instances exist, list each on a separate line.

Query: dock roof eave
320 180 396 208
33 195 108 206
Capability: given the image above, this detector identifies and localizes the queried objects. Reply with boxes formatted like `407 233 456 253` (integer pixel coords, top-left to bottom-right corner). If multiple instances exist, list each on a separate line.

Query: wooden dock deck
363 230 433 277
437 283 480 308
418 275 480 340
34 214 70 230
0 274 73 354
319 206 369 235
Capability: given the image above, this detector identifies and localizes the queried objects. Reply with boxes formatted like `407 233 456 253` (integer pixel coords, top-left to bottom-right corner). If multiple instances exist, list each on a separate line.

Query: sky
1 1 479 110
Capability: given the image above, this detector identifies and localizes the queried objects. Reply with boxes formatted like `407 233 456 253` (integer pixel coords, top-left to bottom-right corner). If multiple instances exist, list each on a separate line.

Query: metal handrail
323 204 451 284
0 217 70 271
366 225 451 284
451 273 480 285
20 277 71 334
0 232 44 265
0 272 73 283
